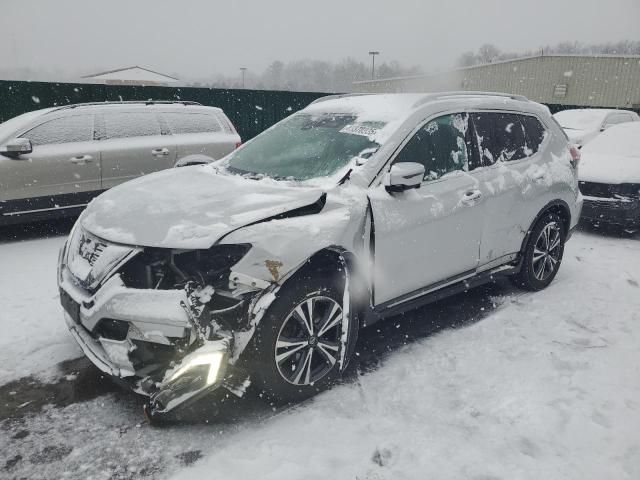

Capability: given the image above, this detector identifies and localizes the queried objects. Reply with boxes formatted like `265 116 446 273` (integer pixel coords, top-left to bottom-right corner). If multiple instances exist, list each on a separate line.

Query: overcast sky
3 0 639 80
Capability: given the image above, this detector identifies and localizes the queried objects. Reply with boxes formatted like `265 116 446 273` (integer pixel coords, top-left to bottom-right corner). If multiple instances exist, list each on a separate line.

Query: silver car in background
0 101 240 225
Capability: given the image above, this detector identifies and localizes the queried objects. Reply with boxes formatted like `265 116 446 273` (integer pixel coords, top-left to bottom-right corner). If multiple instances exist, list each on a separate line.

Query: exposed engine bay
59 229 282 422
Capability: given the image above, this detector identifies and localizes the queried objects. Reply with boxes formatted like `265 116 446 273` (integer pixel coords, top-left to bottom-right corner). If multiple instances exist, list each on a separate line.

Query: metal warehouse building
354 54 640 110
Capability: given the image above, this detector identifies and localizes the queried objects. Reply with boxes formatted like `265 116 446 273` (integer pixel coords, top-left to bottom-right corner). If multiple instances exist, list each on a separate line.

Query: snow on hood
81 166 325 249
553 109 613 131
579 123 640 184
579 152 640 184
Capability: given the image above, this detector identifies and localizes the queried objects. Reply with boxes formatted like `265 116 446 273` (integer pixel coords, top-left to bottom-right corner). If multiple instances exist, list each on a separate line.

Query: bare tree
477 44 502 64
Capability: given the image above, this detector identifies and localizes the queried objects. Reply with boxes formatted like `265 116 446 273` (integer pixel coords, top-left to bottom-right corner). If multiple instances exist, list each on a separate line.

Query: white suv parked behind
57 92 582 421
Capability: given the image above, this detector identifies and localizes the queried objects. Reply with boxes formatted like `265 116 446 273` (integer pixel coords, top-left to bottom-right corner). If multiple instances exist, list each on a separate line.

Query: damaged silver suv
57 92 582 420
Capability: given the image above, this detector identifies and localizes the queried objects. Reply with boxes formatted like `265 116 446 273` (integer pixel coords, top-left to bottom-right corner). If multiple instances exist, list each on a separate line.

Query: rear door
161 110 237 160
369 112 486 305
471 112 549 267
98 109 176 189
0 113 101 217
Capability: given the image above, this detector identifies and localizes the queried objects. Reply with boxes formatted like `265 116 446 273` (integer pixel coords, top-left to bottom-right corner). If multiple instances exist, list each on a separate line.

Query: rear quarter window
519 115 547 155
162 112 222 134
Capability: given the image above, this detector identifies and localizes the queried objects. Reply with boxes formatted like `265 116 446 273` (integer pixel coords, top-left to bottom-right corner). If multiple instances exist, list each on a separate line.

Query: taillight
235 141 242 149
569 144 581 168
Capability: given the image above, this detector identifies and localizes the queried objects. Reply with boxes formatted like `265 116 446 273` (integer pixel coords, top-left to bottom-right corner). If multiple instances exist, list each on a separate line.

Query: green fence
0 80 331 140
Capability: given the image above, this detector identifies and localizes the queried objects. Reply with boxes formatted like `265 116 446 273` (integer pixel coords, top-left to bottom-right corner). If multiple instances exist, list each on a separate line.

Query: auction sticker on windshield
340 124 378 137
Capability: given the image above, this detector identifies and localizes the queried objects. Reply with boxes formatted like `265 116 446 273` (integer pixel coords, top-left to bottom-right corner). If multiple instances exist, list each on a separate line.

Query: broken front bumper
58 264 248 416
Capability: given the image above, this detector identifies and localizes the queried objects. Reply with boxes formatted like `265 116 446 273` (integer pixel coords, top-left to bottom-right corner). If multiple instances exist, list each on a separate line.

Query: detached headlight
150 342 230 415
169 351 224 386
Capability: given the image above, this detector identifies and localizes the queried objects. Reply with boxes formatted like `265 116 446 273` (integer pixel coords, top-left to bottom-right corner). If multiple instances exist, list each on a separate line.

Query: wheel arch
519 199 571 255
278 246 370 327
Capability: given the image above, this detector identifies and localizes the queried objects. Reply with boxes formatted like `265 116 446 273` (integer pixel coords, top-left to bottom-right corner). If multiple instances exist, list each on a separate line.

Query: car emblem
77 233 107 267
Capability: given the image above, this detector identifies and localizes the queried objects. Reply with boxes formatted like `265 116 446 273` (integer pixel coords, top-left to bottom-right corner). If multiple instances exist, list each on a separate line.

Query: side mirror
0 138 33 157
385 162 425 192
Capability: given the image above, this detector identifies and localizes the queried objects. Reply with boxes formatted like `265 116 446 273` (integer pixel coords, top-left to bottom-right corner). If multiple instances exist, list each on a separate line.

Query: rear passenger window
394 113 471 181
520 115 547 155
472 113 528 164
163 113 222 134
25 115 94 146
103 112 161 139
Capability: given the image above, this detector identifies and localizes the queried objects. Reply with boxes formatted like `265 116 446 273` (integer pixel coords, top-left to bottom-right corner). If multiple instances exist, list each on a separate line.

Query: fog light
169 351 224 386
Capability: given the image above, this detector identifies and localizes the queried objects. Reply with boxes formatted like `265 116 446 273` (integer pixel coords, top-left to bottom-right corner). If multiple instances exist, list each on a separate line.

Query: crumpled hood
81 166 325 249
579 152 640 185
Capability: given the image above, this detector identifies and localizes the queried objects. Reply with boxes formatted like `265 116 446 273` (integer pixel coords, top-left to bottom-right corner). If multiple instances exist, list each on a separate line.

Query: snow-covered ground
1 225 639 479
0 230 80 385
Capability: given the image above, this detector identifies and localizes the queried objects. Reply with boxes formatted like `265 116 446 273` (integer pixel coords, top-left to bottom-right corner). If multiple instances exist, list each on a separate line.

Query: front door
369 113 486 305
0 113 101 217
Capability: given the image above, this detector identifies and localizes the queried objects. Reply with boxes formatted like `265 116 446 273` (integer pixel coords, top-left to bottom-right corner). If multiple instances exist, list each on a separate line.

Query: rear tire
251 274 357 403
511 212 565 291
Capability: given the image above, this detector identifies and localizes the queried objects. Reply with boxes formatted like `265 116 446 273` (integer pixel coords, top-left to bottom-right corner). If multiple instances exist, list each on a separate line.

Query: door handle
461 189 483 205
69 155 93 164
531 167 547 182
151 148 170 156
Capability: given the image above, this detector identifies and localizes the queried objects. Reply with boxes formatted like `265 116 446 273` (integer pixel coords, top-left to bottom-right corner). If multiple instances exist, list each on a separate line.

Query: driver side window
394 113 470 181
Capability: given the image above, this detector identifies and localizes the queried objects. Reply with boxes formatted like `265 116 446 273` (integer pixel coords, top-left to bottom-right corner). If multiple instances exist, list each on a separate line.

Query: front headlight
169 351 224 385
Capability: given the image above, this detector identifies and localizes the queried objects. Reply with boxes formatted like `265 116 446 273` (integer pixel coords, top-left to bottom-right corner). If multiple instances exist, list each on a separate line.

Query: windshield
0 109 52 143
553 109 608 131
224 113 383 180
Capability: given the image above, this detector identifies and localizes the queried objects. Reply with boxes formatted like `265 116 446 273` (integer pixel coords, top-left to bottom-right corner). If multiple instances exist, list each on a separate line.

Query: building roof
82 66 179 83
354 54 640 86
354 54 640 109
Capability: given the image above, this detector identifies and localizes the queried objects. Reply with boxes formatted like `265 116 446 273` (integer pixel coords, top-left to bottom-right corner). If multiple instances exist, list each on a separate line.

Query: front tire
511 212 565 291
251 275 356 403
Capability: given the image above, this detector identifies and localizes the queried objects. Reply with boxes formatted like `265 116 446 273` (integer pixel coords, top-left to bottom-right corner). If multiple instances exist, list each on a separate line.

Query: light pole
368 51 380 80
239 67 247 88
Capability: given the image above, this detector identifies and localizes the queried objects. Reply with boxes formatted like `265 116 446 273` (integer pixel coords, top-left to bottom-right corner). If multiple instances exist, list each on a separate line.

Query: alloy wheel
274 295 343 386
532 221 562 281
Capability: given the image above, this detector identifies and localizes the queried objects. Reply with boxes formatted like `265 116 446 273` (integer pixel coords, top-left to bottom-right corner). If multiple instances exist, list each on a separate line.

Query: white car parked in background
553 108 639 148
578 122 640 231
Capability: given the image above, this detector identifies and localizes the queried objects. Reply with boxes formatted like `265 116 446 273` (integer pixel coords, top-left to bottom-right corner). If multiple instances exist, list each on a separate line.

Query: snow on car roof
553 108 619 130
582 121 640 157
303 94 428 121
302 94 430 144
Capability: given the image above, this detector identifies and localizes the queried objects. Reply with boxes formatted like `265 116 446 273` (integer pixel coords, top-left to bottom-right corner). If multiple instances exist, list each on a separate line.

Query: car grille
66 227 138 292
579 181 640 199
579 181 615 198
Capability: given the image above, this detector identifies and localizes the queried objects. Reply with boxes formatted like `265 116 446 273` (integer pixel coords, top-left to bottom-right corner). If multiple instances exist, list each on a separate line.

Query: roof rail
412 91 528 108
51 100 202 112
309 93 372 105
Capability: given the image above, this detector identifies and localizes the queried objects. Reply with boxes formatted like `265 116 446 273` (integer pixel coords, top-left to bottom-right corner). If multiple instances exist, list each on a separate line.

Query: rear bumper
580 195 640 227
